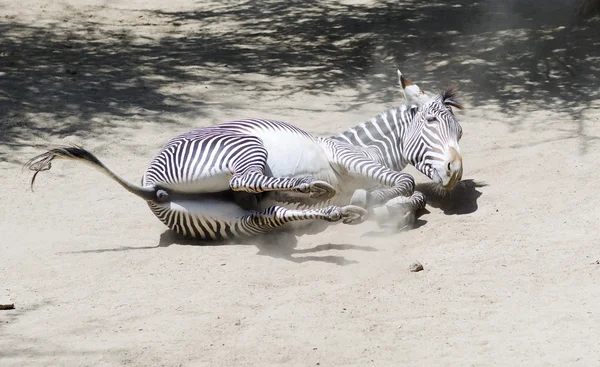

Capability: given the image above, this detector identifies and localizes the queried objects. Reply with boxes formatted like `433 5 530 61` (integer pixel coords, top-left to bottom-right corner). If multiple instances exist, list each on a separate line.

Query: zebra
336 70 464 226
25 71 463 241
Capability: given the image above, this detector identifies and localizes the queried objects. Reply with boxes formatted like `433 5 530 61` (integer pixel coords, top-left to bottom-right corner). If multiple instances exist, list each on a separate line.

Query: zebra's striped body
26 71 464 241
142 120 356 239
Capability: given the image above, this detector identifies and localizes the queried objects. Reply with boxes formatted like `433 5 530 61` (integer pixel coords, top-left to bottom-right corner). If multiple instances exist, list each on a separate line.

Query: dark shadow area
252 235 378 266
416 179 485 215
60 229 376 265
2 0 599 162
157 228 236 247
0 22 208 163
58 230 219 254
146 0 600 135
160 229 378 265
358 178 484 237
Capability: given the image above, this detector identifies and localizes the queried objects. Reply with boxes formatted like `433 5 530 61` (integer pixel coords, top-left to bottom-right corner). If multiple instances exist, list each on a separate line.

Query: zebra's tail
24 145 157 201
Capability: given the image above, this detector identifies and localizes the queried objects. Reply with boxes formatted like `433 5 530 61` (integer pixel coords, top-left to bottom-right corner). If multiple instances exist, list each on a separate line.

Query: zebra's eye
426 116 437 122
447 105 453 113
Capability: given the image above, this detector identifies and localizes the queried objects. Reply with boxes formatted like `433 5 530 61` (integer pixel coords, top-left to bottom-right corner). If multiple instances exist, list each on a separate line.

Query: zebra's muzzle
442 167 463 190
441 147 463 190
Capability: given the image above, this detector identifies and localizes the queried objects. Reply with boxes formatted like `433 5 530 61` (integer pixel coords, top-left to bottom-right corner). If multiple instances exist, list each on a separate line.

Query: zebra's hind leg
230 171 336 200
243 204 368 234
227 141 336 200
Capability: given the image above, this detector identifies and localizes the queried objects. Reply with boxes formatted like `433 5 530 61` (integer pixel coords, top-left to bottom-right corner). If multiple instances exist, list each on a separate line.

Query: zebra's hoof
308 180 336 200
373 203 415 231
373 205 391 227
350 189 369 208
325 206 343 222
341 205 368 225
396 210 416 231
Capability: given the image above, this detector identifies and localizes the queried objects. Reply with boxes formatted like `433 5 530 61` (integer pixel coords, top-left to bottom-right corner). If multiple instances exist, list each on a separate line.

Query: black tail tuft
24 145 102 192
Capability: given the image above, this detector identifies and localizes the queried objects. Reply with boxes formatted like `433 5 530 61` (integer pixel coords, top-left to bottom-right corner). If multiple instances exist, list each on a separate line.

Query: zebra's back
139 119 346 238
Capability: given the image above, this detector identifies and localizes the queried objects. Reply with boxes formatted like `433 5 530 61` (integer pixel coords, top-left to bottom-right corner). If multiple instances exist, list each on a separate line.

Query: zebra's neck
332 105 417 171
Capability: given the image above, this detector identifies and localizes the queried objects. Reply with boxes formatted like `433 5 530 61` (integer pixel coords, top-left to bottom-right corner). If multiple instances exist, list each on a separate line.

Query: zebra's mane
332 86 462 142
440 85 463 110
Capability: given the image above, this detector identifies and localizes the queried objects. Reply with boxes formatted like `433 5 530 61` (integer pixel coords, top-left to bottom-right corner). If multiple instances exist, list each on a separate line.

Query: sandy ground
1 0 600 366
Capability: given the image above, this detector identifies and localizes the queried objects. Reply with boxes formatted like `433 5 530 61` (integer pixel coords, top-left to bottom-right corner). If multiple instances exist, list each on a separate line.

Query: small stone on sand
409 261 424 272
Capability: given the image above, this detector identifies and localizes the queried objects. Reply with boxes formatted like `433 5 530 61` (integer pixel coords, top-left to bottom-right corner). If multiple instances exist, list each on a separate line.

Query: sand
1 0 600 365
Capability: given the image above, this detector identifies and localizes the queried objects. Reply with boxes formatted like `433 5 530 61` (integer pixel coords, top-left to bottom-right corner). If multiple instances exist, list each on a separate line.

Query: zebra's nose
445 157 462 176
443 147 462 190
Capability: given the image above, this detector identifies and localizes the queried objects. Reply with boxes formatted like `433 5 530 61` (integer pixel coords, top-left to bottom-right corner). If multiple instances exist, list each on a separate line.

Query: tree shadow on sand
2 0 599 163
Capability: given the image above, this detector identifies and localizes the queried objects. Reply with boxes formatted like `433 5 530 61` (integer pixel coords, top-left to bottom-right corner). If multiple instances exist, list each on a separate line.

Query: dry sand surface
1 0 600 366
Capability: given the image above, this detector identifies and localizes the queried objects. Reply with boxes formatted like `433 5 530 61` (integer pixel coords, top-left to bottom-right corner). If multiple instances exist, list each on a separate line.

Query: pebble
409 261 424 272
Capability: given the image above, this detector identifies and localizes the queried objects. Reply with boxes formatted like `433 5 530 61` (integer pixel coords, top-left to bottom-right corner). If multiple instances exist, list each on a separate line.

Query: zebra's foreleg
230 171 336 200
351 187 426 212
341 156 426 228
350 188 425 230
342 155 423 208
372 192 426 230
242 204 368 234
367 171 424 208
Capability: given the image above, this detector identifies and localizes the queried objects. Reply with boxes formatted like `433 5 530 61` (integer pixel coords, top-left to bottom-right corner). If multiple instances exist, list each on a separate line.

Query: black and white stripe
26 88 462 241
333 92 462 180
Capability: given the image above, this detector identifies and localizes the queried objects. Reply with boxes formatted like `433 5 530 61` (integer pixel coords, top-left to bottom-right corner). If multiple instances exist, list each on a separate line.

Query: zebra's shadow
360 179 483 237
59 229 377 265
157 230 377 266
416 179 485 215
63 180 482 257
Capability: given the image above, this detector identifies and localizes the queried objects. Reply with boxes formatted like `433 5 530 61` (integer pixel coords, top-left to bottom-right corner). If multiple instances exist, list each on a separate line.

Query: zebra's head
403 84 464 190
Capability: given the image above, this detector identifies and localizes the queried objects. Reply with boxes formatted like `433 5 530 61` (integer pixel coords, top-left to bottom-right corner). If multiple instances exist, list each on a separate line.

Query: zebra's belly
147 168 233 194
147 196 252 240
252 129 336 181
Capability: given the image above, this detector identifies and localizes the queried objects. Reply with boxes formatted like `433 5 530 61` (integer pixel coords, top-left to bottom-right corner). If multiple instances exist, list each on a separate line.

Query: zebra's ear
441 85 463 110
397 69 430 106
